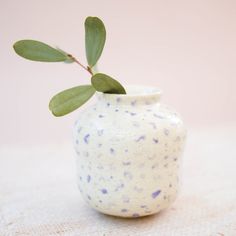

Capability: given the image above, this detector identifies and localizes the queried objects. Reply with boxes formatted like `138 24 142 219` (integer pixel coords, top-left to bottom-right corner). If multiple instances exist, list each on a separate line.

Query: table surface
0 126 236 236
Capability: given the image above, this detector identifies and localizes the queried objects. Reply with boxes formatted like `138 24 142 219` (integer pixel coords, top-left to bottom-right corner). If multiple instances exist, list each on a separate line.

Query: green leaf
91 73 126 94
85 17 106 67
49 85 95 116
13 40 69 62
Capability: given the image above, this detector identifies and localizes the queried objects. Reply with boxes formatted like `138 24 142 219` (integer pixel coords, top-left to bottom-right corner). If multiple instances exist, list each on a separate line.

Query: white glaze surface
73 86 186 217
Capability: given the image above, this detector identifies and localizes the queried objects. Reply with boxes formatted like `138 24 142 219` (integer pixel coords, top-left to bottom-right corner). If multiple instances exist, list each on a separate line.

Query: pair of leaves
50 73 125 116
13 16 126 117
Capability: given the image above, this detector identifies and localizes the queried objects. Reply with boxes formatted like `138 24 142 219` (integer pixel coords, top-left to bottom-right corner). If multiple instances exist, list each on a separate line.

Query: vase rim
95 85 162 105
96 85 162 98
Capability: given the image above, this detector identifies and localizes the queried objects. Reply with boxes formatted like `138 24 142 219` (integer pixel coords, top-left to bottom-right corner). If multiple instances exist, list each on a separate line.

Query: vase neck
96 86 162 106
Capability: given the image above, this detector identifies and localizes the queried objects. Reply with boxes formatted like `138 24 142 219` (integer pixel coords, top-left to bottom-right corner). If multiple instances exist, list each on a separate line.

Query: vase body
73 86 186 218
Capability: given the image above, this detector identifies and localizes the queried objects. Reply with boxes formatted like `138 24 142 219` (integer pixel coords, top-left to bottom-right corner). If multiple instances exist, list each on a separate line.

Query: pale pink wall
1 0 236 145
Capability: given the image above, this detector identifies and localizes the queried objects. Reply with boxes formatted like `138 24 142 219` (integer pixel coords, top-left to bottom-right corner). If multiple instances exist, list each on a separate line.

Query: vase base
91 205 169 219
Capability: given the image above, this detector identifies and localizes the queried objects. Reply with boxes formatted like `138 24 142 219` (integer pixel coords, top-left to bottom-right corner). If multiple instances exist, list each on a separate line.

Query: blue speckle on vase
99 200 103 203
125 110 129 113
98 143 102 148
87 175 91 183
121 209 128 212
87 195 91 200
122 161 131 166
76 139 79 144
84 134 90 144
101 189 108 194
153 138 158 144
130 112 137 116
110 148 115 154
152 190 161 199
116 97 121 103
135 135 145 142
107 103 110 107
98 114 104 118
131 100 137 106
115 109 119 112
77 127 82 133
125 149 128 153
154 113 164 119
132 213 140 218
140 205 147 208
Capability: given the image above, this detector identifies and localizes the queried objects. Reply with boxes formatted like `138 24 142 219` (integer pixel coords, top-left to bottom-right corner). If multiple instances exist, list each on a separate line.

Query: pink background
1 0 236 146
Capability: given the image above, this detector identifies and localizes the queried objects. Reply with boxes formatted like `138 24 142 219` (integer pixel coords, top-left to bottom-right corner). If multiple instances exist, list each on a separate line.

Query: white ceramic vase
73 86 186 218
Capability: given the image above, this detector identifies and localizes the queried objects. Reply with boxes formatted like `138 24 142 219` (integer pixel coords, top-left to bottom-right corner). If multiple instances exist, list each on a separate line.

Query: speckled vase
73 86 186 218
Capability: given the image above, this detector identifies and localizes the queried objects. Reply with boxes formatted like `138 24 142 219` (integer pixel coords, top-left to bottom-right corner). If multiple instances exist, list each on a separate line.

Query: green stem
68 54 93 76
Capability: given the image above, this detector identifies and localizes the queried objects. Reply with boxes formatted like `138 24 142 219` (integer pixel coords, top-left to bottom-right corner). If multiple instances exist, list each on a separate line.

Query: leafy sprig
13 16 126 116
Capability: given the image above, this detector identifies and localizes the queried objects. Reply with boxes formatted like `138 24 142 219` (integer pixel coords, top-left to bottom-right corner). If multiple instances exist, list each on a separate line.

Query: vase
73 86 186 218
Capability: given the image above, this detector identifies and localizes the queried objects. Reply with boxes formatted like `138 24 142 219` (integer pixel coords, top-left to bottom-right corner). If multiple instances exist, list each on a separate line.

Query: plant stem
68 54 93 75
